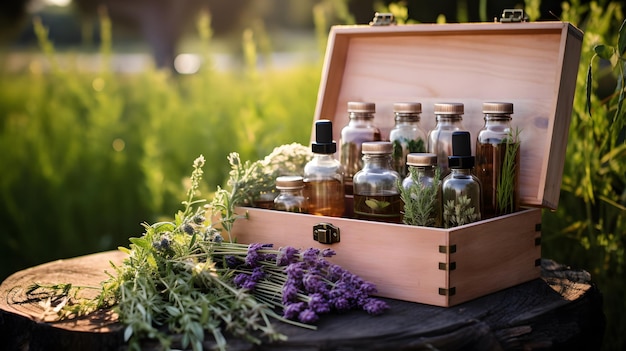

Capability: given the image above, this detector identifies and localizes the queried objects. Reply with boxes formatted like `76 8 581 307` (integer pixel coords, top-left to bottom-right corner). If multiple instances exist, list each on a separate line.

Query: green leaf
594 44 614 60
129 237 152 251
618 19 626 57
586 62 593 117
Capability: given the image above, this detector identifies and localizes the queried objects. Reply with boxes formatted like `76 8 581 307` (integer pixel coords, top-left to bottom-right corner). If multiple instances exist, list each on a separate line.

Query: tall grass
0 11 319 282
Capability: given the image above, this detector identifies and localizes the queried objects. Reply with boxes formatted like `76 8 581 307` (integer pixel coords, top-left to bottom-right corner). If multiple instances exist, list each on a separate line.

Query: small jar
442 131 482 228
389 102 427 178
340 101 382 195
353 141 402 223
274 176 307 213
475 102 520 218
427 102 467 178
401 153 441 227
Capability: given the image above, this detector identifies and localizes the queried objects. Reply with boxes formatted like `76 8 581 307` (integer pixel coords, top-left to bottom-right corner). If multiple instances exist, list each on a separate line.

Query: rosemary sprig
496 128 521 215
399 166 441 227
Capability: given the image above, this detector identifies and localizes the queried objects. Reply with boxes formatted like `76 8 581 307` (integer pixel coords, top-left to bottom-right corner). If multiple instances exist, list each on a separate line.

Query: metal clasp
370 12 396 26
313 223 340 244
499 9 528 23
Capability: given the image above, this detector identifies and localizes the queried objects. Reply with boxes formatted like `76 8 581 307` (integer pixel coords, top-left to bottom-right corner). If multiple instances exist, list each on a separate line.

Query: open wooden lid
313 21 583 210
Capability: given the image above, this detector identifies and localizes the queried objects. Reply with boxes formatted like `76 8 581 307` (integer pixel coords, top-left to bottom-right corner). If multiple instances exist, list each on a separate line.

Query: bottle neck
349 112 375 125
435 114 463 125
450 168 473 176
363 153 392 168
484 114 512 125
394 113 420 125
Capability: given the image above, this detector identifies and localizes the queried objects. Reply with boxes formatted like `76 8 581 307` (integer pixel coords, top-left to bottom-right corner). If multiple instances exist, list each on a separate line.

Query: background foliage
0 1 624 350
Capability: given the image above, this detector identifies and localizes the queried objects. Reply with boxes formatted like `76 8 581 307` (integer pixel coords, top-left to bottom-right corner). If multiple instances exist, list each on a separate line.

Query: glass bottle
401 153 441 227
353 141 402 223
442 131 482 228
340 101 382 195
389 102 427 178
475 102 520 218
427 102 466 178
304 120 345 217
274 176 307 213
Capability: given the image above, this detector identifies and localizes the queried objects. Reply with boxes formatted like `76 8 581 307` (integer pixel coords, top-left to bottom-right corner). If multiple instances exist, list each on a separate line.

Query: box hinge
439 262 457 271
369 12 396 26
498 9 529 23
313 223 340 244
439 245 457 254
439 287 456 296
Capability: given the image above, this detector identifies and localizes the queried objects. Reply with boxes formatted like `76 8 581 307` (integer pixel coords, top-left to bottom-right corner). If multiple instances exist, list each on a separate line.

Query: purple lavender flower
282 281 299 304
277 246 299 266
233 273 249 288
308 293 330 314
302 273 325 293
298 308 319 323
302 248 320 265
362 298 389 315
225 255 239 268
321 248 336 257
283 302 306 319
245 243 264 267
250 266 265 281
332 297 351 311
285 262 304 281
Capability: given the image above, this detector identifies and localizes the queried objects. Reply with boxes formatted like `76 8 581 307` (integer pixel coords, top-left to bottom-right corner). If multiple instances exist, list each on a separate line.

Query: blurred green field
0 1 625 350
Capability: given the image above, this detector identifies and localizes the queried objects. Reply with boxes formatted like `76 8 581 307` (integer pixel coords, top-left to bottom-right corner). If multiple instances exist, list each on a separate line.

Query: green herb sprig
496 128 521 215
399 167 441 227
443 195 479 228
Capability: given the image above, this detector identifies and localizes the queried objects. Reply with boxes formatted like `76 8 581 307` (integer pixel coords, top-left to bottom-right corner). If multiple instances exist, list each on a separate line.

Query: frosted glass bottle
304 120 345 217
475 102 520 218
340 101 381 195
442 131 482 228
427 102 466 178
401 153 441 227
353 141 402 223
389 102 427 178
274 176 307 213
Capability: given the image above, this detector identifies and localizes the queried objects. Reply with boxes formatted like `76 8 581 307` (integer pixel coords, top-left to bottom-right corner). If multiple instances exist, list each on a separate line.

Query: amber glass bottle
304 120 345 217
475 102 520 218
340 101 381 195
353 141 402 223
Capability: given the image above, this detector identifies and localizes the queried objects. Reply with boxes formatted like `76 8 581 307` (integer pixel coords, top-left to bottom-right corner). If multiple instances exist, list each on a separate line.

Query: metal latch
499 9 528 23
370 12 396 26
313 223 340 244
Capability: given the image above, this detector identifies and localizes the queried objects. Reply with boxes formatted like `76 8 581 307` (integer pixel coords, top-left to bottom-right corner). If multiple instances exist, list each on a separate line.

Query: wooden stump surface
0 251 605 351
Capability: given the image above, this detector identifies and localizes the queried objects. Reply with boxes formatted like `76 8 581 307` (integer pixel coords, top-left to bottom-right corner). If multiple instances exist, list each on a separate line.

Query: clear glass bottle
389 102 427 178
340 101 382 195
274 176 307 213
475 102 520 218
304 120 345 217
401 153 441 227
427 102 466 178
442 131 482 228
353 141 402 223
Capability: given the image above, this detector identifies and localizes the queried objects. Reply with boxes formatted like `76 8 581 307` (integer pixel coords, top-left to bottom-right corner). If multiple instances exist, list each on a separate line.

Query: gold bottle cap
348 101 376 113
406 153 437 167
393 102 422 114
483 102 514 114
434 102 464 115
362 141 393 154
275 176 304 189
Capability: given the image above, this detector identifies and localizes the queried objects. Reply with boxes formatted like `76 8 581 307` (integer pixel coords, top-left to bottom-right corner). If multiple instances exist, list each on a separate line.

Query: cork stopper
393 102 422 114
483 102 514 115
275 176 304 189
348 101 376 113
406 153 437 167
362 141 393 154
434 102 464 115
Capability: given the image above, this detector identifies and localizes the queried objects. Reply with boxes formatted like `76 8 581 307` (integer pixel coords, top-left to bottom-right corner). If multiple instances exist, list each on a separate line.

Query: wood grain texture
231 207 542 306
0 252 604 350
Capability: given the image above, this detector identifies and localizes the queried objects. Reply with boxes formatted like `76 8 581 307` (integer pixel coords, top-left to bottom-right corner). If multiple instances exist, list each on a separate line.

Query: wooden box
230 21 583 307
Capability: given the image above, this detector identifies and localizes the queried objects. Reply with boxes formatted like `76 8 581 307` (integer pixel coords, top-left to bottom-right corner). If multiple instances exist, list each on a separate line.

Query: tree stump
0 251 605 350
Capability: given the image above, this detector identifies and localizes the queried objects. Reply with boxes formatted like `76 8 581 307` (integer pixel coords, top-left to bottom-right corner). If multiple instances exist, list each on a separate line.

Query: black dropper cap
448 131 474 169
312 120 336 154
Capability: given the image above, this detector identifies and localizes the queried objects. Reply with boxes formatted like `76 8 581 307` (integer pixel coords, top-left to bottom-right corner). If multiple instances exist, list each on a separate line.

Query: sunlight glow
45 0 72 7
